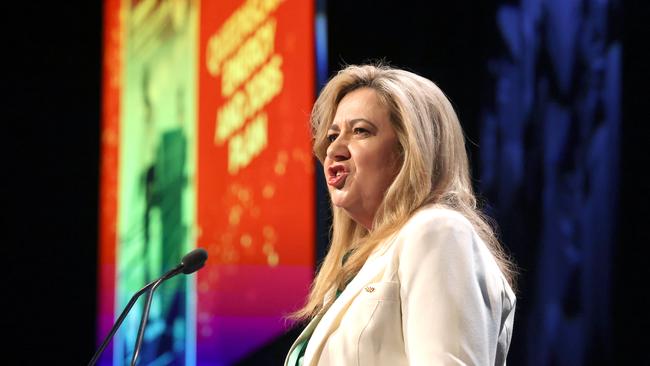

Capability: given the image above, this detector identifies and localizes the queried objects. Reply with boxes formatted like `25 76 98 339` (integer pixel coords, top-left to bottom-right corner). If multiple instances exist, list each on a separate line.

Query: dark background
3 0 648 364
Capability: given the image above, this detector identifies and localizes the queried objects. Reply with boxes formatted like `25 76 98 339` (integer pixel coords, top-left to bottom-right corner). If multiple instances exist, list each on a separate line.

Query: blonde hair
292 64 516 321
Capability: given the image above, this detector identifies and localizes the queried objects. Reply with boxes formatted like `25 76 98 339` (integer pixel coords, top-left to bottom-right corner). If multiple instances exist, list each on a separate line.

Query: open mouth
327 165 349 189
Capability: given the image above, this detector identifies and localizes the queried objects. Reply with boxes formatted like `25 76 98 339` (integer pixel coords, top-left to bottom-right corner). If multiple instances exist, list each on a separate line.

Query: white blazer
285 207 516 366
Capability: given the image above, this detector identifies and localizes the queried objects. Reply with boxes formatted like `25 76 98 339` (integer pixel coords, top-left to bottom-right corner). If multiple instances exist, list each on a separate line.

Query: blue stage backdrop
479 0 621 365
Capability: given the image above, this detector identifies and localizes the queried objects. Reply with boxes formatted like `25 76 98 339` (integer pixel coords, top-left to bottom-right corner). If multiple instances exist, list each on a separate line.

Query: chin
329 191 350 210
330 197 346 209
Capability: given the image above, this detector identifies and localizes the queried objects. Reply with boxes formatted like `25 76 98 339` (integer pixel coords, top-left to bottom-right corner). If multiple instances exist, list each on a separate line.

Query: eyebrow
328 118 376 131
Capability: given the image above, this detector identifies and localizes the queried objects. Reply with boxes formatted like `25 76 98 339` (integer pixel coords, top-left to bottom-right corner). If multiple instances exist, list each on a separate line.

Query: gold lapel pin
364 286 375 293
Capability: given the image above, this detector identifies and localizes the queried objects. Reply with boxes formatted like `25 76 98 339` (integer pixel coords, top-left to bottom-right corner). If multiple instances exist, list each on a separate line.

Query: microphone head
181 248 208 274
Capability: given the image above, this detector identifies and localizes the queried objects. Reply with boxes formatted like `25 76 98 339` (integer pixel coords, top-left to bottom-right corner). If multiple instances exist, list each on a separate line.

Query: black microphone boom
130 248 208 365
88 248 208 366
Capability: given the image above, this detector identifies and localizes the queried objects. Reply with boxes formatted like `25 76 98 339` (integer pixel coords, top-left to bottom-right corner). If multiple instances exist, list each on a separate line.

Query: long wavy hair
291 64 516 321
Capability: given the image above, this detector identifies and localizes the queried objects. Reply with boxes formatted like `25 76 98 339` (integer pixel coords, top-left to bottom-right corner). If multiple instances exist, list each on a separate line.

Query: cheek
366 154 401 190
356 153 397 189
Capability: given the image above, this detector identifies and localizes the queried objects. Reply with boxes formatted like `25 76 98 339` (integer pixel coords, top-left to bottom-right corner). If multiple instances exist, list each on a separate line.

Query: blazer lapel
284 313 324 366
302 241 396 366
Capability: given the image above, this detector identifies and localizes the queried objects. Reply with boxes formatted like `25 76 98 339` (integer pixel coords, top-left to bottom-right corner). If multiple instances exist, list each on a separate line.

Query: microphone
181 247 208 274
88 248 208 366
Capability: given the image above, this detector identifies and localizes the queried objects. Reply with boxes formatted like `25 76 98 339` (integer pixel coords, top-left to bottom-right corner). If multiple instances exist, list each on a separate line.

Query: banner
99 0 315 364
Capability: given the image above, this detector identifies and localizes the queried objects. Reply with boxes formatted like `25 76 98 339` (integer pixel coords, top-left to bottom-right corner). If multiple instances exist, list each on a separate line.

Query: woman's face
324 87 401 230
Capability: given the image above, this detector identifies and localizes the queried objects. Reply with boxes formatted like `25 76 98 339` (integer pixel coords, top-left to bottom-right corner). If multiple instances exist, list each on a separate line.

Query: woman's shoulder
393 205 516 302
391 205 479 261
399 205 475 237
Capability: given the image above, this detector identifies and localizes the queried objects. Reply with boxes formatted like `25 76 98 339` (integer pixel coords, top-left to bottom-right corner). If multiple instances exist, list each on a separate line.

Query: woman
286 64 517 366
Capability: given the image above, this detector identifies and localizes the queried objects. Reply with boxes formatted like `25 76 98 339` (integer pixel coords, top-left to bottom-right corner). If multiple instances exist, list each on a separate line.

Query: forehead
330 87 390 127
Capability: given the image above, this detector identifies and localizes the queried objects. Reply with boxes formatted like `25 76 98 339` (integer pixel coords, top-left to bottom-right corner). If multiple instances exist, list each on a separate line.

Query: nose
326 135 350 162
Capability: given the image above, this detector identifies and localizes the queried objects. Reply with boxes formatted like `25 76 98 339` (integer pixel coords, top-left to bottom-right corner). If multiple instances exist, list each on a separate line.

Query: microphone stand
130 265 183 366
88 265 182 366
88 282 154 365
88 248 207 366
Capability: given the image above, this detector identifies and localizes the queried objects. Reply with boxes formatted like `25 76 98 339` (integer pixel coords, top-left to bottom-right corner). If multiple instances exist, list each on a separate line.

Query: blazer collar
300 236 398 366
284 313 323 366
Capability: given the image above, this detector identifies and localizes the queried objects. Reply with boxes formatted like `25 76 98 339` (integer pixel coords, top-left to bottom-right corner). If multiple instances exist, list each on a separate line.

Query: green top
288 251 353 366
287 338 308 366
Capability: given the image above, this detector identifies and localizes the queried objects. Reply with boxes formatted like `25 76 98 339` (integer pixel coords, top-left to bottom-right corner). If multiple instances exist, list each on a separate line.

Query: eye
327 133 339 143
353 127 370 136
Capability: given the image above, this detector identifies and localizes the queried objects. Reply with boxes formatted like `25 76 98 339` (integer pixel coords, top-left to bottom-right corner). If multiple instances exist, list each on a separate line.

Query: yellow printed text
228 112 268 174
206 0 283 76
215 54 283 145
221 18 277 97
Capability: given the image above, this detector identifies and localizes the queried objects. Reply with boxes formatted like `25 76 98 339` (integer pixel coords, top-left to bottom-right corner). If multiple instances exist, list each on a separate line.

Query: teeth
336 171 341 177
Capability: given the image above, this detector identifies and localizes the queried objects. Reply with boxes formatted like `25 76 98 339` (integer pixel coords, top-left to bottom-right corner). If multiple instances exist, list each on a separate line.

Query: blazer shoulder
399 206 476 239
393 206 479 267
395 205 516 303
